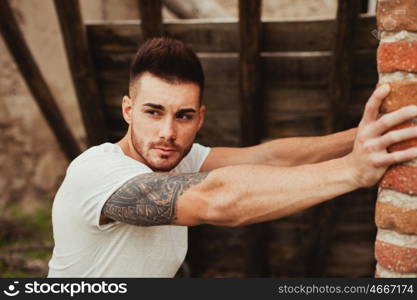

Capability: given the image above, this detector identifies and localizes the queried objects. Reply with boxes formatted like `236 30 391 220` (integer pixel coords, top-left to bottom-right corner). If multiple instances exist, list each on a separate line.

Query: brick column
375 0 417 278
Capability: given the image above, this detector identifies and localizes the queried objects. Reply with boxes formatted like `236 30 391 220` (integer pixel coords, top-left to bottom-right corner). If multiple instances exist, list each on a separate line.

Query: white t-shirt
47 142 210 278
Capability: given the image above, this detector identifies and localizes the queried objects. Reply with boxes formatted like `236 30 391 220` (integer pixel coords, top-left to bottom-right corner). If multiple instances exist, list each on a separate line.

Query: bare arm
102 156 355 227
103 84 417 227
102 172 209 226
247 127 357 166
200 127 357 171
179 156 358 226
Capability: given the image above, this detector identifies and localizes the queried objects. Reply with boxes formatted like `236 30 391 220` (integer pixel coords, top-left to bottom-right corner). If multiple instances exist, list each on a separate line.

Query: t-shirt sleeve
186 143 211 172
65 152 152 231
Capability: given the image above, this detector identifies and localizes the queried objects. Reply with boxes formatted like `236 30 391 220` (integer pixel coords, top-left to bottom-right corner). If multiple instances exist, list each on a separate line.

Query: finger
373 147 417 167
377 125 417 149
361 84 391 125
364 105 417 137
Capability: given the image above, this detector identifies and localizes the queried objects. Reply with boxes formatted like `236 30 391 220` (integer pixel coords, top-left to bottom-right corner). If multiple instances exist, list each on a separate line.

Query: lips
154 147 176 156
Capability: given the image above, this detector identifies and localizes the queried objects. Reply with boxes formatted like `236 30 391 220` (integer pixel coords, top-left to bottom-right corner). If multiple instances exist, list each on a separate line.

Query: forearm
315 127 358 162
260 127 357 166
178 155 358 226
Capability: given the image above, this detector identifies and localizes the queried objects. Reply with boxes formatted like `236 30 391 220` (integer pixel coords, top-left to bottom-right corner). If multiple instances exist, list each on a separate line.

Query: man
48 37 417 277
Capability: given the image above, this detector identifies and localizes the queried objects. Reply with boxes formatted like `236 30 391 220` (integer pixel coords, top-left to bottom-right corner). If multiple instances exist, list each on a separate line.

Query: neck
117 128 146 164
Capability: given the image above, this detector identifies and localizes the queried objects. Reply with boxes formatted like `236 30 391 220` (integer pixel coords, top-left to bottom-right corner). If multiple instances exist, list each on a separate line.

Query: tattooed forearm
102 172 210 226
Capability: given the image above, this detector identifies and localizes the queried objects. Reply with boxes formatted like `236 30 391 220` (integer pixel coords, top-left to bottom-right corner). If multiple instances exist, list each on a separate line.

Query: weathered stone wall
374 0 417 277
0 0 143 211
0 0 79 212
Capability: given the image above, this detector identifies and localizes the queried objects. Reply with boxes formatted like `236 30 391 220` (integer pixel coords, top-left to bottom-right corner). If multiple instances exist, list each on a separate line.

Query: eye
177 114 192 120
145 110 160 116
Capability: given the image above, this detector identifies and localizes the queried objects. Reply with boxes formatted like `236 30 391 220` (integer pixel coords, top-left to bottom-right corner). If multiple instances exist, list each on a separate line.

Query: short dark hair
129 37 205 101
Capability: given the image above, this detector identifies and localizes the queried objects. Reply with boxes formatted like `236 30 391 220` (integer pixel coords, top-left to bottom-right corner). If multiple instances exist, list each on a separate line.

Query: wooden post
374 0 417 278
307 0 361 277
327 0 361 133
138 0 163 39
360 0 369 14
239 0 268 277
239 0 263 146
162 0 231 19
0 0 81 161
54 0 108 146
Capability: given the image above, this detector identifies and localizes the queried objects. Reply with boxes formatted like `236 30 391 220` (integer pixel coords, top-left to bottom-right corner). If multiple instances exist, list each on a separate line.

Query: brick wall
375 0 417 278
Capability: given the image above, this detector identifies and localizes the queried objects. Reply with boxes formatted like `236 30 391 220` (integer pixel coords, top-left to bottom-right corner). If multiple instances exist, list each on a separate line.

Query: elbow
198 190 244 227
190 168 247 227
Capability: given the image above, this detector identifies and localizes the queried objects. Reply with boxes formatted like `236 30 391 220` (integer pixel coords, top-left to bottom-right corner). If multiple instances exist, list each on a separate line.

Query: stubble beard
130 127 194 172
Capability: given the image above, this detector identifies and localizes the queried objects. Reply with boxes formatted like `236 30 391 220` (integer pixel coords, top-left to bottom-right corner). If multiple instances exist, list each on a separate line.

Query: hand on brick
346 84 417 188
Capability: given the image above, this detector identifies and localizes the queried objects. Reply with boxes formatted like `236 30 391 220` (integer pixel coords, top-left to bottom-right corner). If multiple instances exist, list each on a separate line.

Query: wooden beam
360 0 369 13
239 0 263 146
327 0 362 133
137 0 163 39
306 0 361 277
162 0 231 19
0 0 81 161
91 52 377 92
54 0 108 146
85 16 379 53
239 0 268 277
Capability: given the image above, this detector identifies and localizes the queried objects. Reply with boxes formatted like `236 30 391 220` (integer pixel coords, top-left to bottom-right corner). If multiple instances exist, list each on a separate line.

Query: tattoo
102 172 210 226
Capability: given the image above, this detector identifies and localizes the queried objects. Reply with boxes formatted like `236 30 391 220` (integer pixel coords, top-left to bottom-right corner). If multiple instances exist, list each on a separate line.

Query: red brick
379 164 417 195
375 240 417 273
386 121 417 152
375 201 417 234
378 42 417 73
377 0 417 32
375 263 417 278
379 81 417 113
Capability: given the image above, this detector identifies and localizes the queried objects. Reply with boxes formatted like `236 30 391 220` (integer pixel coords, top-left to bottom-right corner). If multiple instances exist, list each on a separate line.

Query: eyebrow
177 108 196 114
143 103 164 110
143 103 196 114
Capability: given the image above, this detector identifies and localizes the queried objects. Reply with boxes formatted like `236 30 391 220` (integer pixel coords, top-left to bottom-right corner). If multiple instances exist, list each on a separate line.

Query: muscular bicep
101 172 210 227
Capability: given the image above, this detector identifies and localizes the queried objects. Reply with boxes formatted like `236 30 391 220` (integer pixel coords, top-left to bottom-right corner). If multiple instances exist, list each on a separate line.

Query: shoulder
69 142 122 166
66 142 152 183
56 143 153 229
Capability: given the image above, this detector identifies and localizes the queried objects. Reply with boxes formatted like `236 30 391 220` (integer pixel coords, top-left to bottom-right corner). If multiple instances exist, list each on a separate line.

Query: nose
159 117 177 142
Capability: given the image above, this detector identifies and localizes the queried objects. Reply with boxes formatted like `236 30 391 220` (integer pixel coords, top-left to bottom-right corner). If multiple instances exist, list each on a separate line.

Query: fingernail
380 84 390 93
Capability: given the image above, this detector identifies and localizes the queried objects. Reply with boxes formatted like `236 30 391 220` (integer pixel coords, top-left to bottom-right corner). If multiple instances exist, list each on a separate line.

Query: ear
121 95 133 125
197 104 206 131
